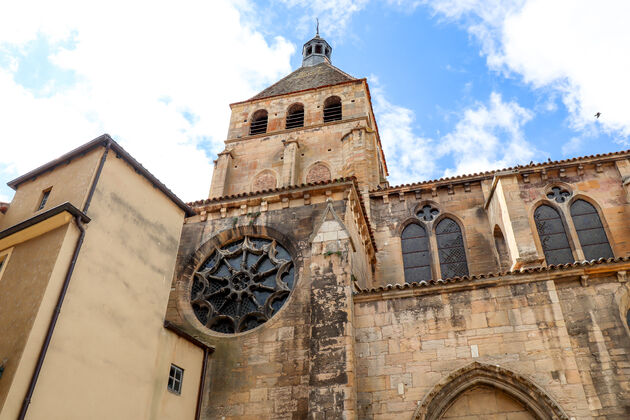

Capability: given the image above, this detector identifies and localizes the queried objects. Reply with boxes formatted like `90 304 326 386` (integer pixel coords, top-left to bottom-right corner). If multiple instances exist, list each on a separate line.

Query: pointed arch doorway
412 362 569 420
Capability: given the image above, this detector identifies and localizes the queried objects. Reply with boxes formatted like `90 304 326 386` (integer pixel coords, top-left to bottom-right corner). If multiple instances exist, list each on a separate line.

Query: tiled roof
7 134 195 216
371 148 630 194
356 256 630 295
187 177 378 252
249 62 356 101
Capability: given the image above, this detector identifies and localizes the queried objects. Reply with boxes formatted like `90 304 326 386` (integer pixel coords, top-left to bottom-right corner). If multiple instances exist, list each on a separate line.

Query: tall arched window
493 226 511 271
534 205 573 265
323 96 342 123
286 103 304 129
570 199 613 260
401 223 432 283
249 109 268 135
435 218 468 278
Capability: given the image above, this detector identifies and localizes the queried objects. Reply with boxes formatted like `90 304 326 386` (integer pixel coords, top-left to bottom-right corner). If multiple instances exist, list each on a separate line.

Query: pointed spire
316 18 319 37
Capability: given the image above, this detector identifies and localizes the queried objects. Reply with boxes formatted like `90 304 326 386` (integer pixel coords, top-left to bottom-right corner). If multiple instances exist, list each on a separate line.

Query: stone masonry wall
167 192 365 419
353 276 614 420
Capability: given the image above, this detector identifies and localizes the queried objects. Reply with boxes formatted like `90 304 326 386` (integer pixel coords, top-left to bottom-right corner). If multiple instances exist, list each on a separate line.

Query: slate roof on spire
249 62 356 101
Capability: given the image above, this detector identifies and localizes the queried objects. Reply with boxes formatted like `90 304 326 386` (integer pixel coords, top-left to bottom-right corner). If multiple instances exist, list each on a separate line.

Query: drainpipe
195 349 209 420
18 140 111 419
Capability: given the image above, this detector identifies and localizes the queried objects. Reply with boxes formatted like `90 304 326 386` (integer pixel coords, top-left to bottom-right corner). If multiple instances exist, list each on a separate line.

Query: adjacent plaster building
1 33 630 419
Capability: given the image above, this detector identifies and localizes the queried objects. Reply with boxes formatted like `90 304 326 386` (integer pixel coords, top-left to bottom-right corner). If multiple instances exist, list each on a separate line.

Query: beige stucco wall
21 152 198 420
0 148 101 229
0 224 78 418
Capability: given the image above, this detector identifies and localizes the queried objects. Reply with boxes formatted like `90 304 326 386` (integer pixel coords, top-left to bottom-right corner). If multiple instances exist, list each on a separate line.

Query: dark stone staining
309 261 350 416
557 285 630 418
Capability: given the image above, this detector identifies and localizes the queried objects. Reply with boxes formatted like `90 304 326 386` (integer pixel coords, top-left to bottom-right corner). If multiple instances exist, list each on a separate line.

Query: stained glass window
190 237 294 334
401 223 432 283
534 205 573 265
435 218 469 278
570 199 613 261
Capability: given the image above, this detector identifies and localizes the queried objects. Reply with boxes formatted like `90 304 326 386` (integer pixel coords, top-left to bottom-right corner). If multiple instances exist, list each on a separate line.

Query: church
1 32 629 420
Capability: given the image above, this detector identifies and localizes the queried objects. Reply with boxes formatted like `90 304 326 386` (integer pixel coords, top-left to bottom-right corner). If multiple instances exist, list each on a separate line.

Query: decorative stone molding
253 170 278 192
412 362 570 420
306 162 331 184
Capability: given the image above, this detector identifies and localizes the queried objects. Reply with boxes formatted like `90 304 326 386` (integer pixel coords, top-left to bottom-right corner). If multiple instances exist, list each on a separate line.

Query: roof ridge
371 148 630 193
248 62 357 101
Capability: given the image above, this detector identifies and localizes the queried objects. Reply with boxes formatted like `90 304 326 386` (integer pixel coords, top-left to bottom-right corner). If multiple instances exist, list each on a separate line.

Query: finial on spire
316 18 319 36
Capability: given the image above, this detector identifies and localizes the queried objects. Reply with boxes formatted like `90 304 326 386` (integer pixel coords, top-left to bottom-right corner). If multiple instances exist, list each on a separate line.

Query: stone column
483 175 544 269
281 140 299 187
308 202 357 419
615 159 630 202
208 151 232 198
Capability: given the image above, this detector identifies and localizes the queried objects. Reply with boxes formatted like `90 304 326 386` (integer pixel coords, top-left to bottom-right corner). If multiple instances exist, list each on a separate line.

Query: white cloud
419 0 630 140
561 137 584 156
0 0 295 202
372 78 536 185
438 92 536 176
278 0 370 38
370 77 436 186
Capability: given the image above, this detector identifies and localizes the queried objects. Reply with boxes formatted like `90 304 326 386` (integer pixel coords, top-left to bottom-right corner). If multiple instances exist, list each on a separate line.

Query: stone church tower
1 32 630 420
163 33 630 419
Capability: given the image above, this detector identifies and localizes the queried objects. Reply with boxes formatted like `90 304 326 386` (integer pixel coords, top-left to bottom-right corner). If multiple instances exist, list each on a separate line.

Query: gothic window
249 109 268 135
435 218 469 278
534 205 573 265
570 199 613 261
323 96 342 123
306 163 331 184
286 103 304 129
190 237 295 334
401 223 432 283
493 226 511 271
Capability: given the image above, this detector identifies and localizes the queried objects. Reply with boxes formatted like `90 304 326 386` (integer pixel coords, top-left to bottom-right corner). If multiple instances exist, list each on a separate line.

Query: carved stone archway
412 362 569 420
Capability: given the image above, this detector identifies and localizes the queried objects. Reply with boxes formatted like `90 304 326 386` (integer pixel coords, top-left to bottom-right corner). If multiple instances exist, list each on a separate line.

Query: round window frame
179 226 301 337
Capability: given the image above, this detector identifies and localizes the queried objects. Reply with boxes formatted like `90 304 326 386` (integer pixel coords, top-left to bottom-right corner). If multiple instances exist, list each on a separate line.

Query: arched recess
305 162 331 184
569 198 614 260
252 169 277 192
323 96 342 122
286 103 304 129
493 225 511 271
412 362 570 420
401 222 432 283
533 203 574 265
250 109 268 135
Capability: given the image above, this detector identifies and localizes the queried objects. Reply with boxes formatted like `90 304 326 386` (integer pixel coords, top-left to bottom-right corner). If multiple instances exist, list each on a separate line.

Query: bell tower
208 32 388 199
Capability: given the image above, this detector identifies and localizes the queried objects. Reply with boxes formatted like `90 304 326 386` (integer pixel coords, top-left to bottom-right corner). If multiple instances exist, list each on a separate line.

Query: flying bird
595 112 601 119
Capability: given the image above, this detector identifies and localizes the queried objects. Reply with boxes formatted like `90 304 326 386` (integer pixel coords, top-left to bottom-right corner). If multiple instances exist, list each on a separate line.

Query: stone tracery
190 236 294 334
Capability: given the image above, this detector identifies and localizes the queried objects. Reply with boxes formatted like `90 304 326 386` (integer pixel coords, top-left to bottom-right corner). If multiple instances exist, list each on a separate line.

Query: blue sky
0 0 629 201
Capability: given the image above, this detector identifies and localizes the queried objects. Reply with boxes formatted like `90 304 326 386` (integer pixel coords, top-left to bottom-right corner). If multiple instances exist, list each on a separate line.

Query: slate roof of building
249 62 356 101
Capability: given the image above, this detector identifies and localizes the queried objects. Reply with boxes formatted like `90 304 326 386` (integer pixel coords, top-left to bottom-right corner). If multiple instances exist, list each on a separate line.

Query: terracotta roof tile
356 256 630 295
371 148 630 194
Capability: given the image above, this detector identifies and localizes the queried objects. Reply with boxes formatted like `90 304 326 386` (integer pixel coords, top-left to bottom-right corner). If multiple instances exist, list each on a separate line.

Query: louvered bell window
435 218 469 278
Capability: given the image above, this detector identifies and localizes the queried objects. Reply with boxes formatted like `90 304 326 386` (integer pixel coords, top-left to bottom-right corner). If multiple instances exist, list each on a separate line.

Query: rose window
190 237 295 334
